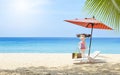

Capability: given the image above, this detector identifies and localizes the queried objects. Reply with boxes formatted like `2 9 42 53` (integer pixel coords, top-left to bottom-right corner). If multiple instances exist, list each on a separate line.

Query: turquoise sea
0 37 120 54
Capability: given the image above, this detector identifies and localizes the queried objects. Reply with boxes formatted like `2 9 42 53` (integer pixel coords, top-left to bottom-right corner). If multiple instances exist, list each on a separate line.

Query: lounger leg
88 56 94 63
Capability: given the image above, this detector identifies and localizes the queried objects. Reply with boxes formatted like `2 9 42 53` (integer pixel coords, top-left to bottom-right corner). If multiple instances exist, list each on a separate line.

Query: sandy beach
0 53 120 75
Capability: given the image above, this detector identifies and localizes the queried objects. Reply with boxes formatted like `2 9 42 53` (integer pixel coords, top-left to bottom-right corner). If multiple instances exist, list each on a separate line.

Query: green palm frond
84 0 120 31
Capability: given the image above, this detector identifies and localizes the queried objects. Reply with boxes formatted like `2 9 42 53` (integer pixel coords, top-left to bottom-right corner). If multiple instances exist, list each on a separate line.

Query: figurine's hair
76 33 91 38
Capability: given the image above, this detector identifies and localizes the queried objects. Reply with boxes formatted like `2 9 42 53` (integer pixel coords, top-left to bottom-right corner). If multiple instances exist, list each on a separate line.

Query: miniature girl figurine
77 34 91 58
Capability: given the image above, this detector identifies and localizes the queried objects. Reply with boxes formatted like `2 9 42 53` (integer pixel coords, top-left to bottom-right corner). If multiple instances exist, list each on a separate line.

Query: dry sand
0 53 120 75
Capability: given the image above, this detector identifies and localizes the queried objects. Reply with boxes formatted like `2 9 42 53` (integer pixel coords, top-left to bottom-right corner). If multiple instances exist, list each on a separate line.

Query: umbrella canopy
64 17 113 56
64 18 112 30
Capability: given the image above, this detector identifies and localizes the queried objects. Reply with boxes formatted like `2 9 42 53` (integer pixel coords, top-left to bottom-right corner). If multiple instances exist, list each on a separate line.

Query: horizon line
0 36 120 38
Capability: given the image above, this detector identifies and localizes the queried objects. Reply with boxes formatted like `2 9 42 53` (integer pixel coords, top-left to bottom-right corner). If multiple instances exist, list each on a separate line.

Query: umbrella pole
88 24 94 56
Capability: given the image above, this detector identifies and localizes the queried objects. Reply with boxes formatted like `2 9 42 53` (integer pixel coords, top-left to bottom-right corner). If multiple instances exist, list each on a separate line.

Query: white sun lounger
74 51 100 63
87 51 100 62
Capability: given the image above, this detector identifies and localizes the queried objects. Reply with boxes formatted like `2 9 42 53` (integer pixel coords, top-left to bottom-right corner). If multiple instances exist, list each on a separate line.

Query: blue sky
0 0 120 37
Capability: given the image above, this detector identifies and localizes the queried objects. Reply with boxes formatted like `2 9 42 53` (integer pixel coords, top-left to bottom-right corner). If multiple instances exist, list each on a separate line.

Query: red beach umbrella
64 16 113 56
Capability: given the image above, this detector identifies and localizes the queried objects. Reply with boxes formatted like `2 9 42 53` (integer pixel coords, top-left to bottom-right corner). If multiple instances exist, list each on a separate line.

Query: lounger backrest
90 51 100 58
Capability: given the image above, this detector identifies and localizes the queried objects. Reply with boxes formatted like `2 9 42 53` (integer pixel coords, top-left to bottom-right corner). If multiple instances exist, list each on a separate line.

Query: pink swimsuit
81 41 86 49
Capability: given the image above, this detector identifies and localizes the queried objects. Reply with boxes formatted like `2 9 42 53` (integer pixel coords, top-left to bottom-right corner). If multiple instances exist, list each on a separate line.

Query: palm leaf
84 0 120 31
